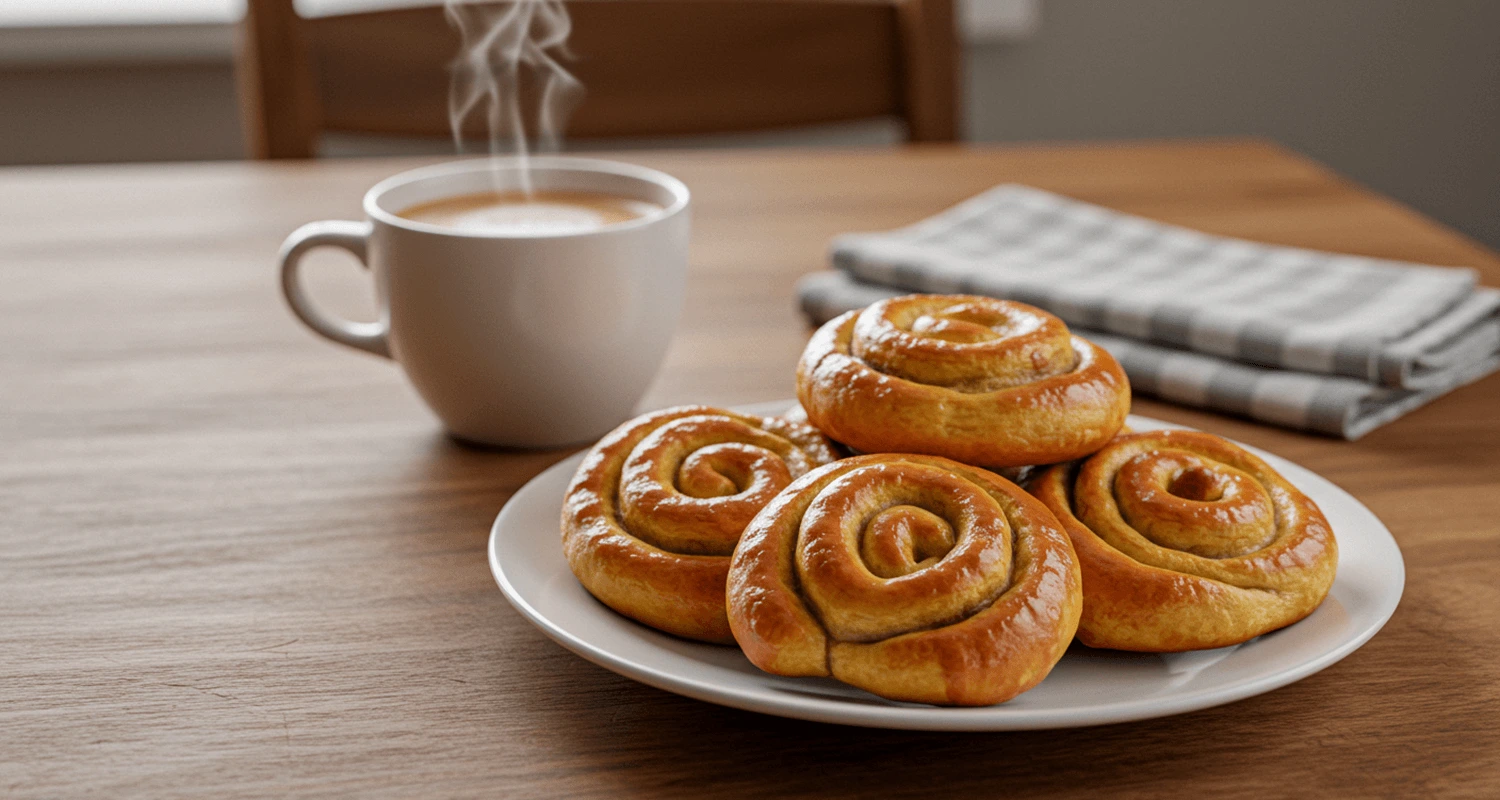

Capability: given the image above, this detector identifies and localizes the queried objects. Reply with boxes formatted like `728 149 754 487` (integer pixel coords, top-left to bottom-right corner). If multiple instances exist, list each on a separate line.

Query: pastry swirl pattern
1030 430 1338 652
562 406 839 643
796 294 1131 468
727 454 1081 705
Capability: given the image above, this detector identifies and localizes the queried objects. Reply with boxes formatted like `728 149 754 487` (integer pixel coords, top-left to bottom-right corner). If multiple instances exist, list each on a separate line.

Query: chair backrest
238 0 959 158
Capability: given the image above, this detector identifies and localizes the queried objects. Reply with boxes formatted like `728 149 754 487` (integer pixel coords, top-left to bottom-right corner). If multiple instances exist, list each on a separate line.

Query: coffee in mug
278 157 691 448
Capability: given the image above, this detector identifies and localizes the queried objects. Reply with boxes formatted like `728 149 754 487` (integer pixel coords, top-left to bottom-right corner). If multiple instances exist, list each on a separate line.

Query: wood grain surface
2 140 1497 798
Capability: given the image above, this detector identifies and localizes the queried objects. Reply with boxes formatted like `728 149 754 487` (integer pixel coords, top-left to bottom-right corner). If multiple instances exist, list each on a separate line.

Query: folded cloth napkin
829 184 1500 390
800 185 1500 440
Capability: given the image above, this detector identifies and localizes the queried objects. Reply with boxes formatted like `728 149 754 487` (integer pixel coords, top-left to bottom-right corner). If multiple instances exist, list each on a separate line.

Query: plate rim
488 406 1405 731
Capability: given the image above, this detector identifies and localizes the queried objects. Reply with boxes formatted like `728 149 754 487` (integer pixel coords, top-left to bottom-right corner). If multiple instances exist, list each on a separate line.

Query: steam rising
445 0 584 195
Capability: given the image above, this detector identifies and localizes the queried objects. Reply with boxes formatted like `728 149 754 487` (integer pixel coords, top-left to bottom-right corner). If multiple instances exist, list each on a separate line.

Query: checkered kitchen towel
799 185 1500 439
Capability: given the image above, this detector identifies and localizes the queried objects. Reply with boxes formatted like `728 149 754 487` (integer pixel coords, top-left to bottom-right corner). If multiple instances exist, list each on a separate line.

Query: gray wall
2 0 1496 248
966 0 1500 249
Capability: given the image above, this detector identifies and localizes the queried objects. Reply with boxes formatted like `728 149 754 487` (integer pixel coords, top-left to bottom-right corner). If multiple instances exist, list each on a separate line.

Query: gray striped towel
800 185 1500 439
830 184 1500 390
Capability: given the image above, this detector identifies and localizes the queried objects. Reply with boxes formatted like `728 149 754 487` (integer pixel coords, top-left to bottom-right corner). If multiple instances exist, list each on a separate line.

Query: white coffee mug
279 157 691 447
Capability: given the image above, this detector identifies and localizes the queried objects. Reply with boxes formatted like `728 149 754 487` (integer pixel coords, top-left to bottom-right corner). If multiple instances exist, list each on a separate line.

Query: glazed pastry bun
797 294 1130 468
728 453 1081 705
563 406 839 643
1030 429 1338 652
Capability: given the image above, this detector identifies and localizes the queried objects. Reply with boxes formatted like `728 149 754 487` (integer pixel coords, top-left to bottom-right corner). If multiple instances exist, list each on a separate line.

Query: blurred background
2 0 1496 247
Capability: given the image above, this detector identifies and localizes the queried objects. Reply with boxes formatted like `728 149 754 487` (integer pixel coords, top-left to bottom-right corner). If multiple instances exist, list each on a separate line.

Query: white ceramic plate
488 404 1404 731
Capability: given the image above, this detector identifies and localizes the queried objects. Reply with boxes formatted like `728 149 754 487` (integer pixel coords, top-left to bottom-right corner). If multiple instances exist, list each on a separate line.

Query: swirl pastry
1030 430 1338 652
727 454 1081 706
797 294 1131 468
563 406 840 643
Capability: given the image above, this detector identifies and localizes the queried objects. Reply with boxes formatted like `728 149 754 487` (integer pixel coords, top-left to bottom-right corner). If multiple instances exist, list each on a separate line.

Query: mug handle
278 220 391 359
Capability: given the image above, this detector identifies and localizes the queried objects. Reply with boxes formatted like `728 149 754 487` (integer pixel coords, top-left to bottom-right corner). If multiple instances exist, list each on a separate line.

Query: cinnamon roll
562 406 840 643
727 454 1081 706
797 294 1131 468
1030 429 1338 652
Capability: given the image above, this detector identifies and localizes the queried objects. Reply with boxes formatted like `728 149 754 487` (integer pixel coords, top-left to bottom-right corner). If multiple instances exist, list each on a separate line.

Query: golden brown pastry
1030 429 1338 652
563 406 840 643
727 453 1081 705
797 294 1131 468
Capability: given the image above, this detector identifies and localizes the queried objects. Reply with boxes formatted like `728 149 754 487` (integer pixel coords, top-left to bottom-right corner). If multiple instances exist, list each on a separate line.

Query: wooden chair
237 0 960 159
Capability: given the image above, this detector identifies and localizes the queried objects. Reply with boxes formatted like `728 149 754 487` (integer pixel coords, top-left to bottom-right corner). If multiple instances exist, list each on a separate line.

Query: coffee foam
399 190 661 235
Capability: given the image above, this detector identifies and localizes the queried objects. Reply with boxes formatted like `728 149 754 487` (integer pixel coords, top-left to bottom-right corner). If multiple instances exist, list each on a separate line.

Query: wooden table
4 140 1497 798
